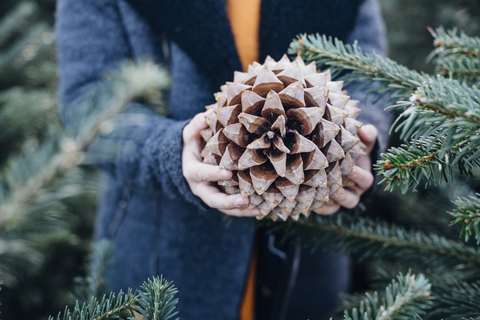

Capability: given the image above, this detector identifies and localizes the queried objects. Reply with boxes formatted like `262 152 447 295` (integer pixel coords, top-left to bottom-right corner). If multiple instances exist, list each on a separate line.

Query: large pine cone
200 54 366 221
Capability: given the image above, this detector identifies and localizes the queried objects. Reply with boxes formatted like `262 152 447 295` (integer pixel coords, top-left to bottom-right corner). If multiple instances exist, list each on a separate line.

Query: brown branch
434 39 480 57
440 66 480 75
296 43 381 74
396 154 437 171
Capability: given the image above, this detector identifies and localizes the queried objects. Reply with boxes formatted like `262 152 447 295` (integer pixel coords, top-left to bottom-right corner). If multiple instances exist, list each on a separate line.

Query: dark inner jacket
55 0 391 319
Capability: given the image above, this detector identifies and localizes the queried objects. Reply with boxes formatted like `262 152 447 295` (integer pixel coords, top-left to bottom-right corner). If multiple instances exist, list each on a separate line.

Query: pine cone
201 54 365 221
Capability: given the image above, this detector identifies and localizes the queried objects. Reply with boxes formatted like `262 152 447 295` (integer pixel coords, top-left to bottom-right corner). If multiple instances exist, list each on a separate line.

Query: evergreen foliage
71 239 116 304
0 1 170 318
51 275 179 320
51 276 179 320
0 2 72 300
52 240 179 320
289 30 480 192
449 194 480 244
0 57 168 284
429 27 480 60
277 213 480 268
428 27 480 85
286 26 480 319
342 272 432 320
378 0 480 74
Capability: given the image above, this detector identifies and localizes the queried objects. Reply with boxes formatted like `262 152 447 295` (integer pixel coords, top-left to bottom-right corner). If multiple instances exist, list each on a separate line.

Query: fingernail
219 170 231 179
235 196 249 208
348 171 358 178
251 208 262 216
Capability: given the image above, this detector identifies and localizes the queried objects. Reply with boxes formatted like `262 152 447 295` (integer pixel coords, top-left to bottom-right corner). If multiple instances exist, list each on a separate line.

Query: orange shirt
227 1 261 319
228 0 261 72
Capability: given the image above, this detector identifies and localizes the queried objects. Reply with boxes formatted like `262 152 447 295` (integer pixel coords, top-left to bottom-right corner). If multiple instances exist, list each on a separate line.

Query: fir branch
375 138 471 192
0 87 58 144
375 143 444 192
0 2 36 46
0 61 169 231
342 272 432 320
288 34 432 101
135 277 180 320
342 264 480 320
436 55 480 85
50 276 179 320
430 279 480 320
50 290 137 320
0 128 72 230
0 23 49 73
0 61 168 288
393 80 480 160
63 60 170 142
410 79 480 129
274 214 480 268
0 239 42 286
338 291 376 316
428 27 480 59
72 239 116 304
449 194 480 244
0 29 58 88
290 34 480 174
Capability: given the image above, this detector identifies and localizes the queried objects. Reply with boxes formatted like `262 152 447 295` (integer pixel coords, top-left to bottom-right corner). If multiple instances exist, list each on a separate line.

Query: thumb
357 124 378 154
183 110 212 144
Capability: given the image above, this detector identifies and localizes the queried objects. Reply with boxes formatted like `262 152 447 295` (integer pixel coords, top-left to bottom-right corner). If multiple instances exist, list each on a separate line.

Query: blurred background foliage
371 0 480 235
380 0 480 73
0 0 97 318
0 0 479 319
352 0 480 296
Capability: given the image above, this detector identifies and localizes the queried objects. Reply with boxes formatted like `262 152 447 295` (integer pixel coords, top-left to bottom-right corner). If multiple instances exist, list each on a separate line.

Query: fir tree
280 26 480 319
52 240 180 320
0 2 170 318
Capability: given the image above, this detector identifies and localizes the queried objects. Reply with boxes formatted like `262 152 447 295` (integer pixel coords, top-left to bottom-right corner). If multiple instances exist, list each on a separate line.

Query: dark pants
256 229 351 320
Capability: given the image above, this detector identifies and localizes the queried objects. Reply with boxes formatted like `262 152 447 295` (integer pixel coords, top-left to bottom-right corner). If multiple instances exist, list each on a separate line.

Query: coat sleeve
55 0 207 210
346 0 392 153
345 0 393 200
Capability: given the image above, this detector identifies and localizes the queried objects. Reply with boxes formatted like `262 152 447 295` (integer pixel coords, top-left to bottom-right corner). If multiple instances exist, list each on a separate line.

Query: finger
220 207 262 217
357 124 378 154
319 202 341 215
347 166 374 191
183 111 212 144
183 160 232 182
182 137 205 162
355 153 371 172
330 188 361 209
182 135 218 165
193 183 251 210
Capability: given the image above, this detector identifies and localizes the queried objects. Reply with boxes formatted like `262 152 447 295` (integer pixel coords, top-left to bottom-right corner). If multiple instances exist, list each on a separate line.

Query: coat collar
125 0 363 91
